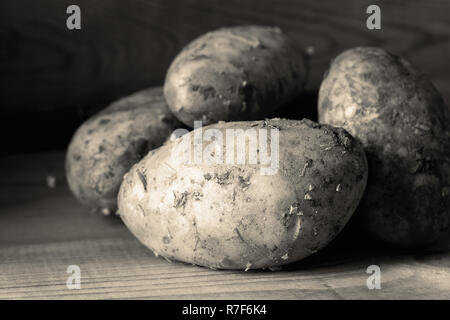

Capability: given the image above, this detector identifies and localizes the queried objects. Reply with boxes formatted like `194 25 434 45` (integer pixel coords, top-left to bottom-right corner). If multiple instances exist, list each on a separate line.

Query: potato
118 118 367 270
66 87 183 212
318 47 450 245
164 25 306 127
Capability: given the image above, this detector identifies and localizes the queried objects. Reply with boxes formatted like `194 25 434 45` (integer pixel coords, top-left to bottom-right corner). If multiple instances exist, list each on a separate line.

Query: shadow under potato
272 90 319 122
281 209 450 272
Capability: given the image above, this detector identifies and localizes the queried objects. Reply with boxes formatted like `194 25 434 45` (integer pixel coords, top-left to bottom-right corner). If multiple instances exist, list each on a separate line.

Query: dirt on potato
318 47 450 246
118 118 368 270
66 87 184 212
164 25 307 127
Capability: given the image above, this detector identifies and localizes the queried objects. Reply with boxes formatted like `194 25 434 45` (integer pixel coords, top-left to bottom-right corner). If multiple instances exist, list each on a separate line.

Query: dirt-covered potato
118 118 367 270
164 25 306 127
318 47 450 246
66 87 183 213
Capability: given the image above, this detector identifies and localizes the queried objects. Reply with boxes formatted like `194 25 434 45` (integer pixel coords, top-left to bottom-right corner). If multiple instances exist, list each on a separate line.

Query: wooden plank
0 151 449 299
2 237 449 300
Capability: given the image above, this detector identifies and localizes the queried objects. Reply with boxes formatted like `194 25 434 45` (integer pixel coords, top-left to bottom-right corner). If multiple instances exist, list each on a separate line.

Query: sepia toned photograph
0 0 449 304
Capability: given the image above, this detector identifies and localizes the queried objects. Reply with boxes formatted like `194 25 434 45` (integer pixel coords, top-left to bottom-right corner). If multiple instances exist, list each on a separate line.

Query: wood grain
1 1 449 154
0 152 449 299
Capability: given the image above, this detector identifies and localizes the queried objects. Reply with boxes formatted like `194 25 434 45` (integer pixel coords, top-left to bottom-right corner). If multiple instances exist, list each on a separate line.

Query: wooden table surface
1 151 449 300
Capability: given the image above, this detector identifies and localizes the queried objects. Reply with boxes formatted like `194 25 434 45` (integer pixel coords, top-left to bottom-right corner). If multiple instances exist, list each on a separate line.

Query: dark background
1 0 449 155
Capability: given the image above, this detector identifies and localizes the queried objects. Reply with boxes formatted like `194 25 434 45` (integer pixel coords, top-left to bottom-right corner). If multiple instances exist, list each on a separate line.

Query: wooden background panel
0 0 449 154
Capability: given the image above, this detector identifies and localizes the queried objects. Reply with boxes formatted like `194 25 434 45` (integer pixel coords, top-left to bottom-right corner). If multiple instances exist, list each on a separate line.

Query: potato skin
66 87 183 212
318 47 450 245
164 25 306 127
118 119 367 270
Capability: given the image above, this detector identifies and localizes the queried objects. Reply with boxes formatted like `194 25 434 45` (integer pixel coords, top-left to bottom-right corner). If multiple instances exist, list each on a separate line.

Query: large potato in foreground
66 87 183 212
164 26 306 127
118 119 367 270
318 47 450 245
